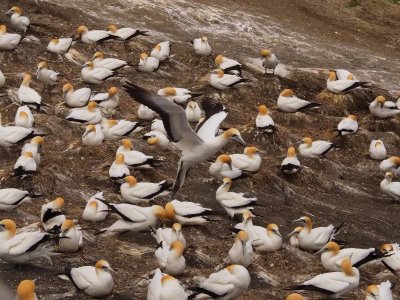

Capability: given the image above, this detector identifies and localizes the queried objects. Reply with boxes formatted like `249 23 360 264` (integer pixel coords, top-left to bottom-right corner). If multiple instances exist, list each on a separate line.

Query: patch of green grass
348 0 361 7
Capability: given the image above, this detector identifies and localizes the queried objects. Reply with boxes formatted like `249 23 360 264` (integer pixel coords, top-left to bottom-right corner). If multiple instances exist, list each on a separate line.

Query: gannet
186 101 202 123
281 147 301 174
164 200 212 225
151 41 170 61
230 146 262 172
215 54 242 75
195 97 228 138
369 139 387 160
228 230 253 267
277 89 320 112
107 24 148 40
138 104 156 120
81 61 117 85
256 105 275 132
0 188 41 211
157 87 201 105
288 226 303 247
336 115 358 136
380 172 400 200
16 279 37 300
59 260 114 297
82 192 108 222
143 131 170 152
155 241 186 275
17 74 43 112
380 156 400 176
209 154 244 181
41 197 66 232
117 139 160 168
82 124 104 146
332 69 357 81
380 243 400 275
90 86 119 109
15 106 34 128
0 69 5 87
101 118 145 140
365 281 393 300
139 53 160 72
292 216 342 252
152 223 186 248
92 52 129 71
47 37 73 54
123 83 245 196
121 175 171 204
21 136 44 165
327 70 368 93
189 265 251 299
192 36 211 56
298 137 336 158
36 61 60 87
369 96 400 119
210 69 249 90
216 178 257 218
0 115 41 147
66 102 102 124
260 49 278 74
109 153 130 181
76 25 117 44
148 270 188 300
151 119 168 136
62 83 91 108
293 257 359 298
14 151 36 179
58 219 82 253
0 25 22 50
5 7 30 32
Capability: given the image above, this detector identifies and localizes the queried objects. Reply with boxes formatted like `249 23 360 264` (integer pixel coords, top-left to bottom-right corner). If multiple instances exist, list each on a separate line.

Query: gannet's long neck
206 134 230 155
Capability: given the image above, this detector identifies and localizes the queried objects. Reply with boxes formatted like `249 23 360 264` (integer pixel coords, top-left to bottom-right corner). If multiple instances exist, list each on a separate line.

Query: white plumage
17 74 42 111
151 41 170 61
369 139 387 160
228 231 253 267
336 115 358 136
230 146 262 172
186 101 202 123
192 36 211 56
6 7 30 32
139 53 160 72
0 25 22 50
117 139 158 169
47 37 73 54
138 104 156 120
58 219 82 253
165 200 211 225
379 156 400 176
256 105 275 132
36 61 60 86
14 152 36 179
109 153 130 181
92 52 128 71
15 105 34 128
90 86 119 109
82 192 108 222
77 25 116 44
0 188 34 211
41 197 66 232
143 131 170 152
298 137 335 159
81 62 116 85
210 69 247 90
380 172 400 200
151 119 168 136
102 119 144 140
155 241 186 275
120 176 170 204
151 223 186 248
66 102 102 124
365 281 393 300
147 269 188 300
277 89 319 113
62 83 91 108
209 154 243 181
281 147 301 174
157 87 197 105
82 124 104 146
369 96 400 119
215 54 242 75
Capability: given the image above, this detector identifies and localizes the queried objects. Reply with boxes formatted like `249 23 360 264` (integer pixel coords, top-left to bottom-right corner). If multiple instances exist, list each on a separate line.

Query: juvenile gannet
41 197 66 232
151 119 168 136
82 192 108 222
117 139 159 168
92 52 129 71
327 70 368 93
148 270 188 300
152 223 186 248
209 154 244 181
47 37 73 54
0 188 41 211
210 69 249 90
121 175 171 204
36 61 60 87
76 25 117 44
59 260 114 297
288 226 303 247
138 104 156 120
62 83 91 108
365 281 393 300
256 105 275 132
380 243 400 275
107 24 148 40
16 279 37 300
155 241 186 275
21 136 44 165
109 153 130 181
369 96 400 119
192 36 211 56
0 25 22 50
298 137 336 158
369 139 387 160
157 87 201 105
260 49 278 74
17 74 43 112
5 7 30 32
186 101 202 123
0 115 41 147
15 106 34 128
82 124 104 146
215 54 242 75
139 53 160 72
164 200 212 225
151 41 170 61
58 219 82 253
90 86 119 109
124 83 245 196
228 230 253 267
101 118 145 140
81 61 117 85
143 131 170 152
380 172 400 200
336 115 358 136
230 146 262 172
14 151 36 179
277 89 320 112
281 147 301 174
66 102 102 124
380 156 400 176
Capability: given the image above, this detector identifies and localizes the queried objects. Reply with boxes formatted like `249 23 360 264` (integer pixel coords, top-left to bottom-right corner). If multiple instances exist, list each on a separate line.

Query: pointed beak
315 247 325 254
82 130 90 138
108 267 117 273
291 218 303 224
275 230 282 239
5 10 12 16
287 230 297 238
233 135 246 146
227 162 233 171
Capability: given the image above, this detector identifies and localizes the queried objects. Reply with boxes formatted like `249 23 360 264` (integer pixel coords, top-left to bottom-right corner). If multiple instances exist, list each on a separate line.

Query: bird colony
0 3 399 300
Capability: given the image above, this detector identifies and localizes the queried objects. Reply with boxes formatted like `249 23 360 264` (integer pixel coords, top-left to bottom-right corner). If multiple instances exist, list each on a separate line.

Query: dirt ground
0 0 400 299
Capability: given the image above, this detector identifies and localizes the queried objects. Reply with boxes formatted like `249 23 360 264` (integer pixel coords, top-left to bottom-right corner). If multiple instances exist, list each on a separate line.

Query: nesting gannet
151 119 168 136
92 52 129 71
288 226 303 247
17 74 43 112
5 7 30 32
36 61 60 87
59 260 114 297
189 265 251 299
216 178 257 218
281 147 301 174
286 293 305 300
228 230 253 267
107 24 148 40
16 279 37 300
121 175 171 204
117 139 159 168
82 124 104 146
164 200 212 225
41 197 66 232
336 115 358 136
158 87 201 105
14 151 36 179
62 83 91 108
90 86 119 109
152 223 186 248
293 257 359 298
332 69 356 81
365 281 393 300
138 104 157 120
380 156 400 176
143 131 170 152
47 37 73 54
298 137 336 159
192 36 211 56
0 115 41 147
76 25 117 44
318 241 385 272
151 41 170 61
97 201 166 235
139 53 160 72
327 70 368 93
380 172 400 200
109 153 130 181
0 188 41 211
215 54 242 75
101 118 145 140
66 102 102 124
21 136 44 165
256 105 275 132
0 25 22 50
380 243 400 275
260 49 278 74
58 219 82 253
369 96 400 119
369 139 387 160
277 89 320 112
123 83 246 197
81 61 117 85
0 69 5 87
82 192 108 222
15 106 34 128
148 270 188 300
292 216 342 252
155 241 186 275
230 146 262 172
210 69 249 90
186 101 202 123
209 154 244 181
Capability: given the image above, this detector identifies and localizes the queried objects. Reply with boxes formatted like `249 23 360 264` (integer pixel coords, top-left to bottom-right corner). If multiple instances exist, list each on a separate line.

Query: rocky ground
0 0 400 299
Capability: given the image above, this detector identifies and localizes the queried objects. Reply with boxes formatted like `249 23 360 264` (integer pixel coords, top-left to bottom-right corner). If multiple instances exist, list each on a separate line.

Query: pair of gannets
117 139 160 168
277 89 320 113
369 96 400 119
15 106 34 128
209 154 244 181
81 61 117 84
256 105 275 132
0 25 22 50
41 197 66 232
155 241 186 275
299 137 336 158
143 131 170 152
148 269 187 300
327 70 368 93
21 136 44 165
210 69 249 90
0 188 41 211
157 87 201 104
82 192 108 222
369 139 387 160
260 48 278 74
18 74 43 112
281 147 301 174
0 114 41 147
215 54 242 75
66 102 102 124
121 175 171 204
380 172 400 200
192 36 211 56
36 61 61 87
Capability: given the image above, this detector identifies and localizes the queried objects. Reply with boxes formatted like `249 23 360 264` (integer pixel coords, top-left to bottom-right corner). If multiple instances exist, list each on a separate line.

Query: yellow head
172 223 182 232
223 177 232 185
53 197 65 209
236 230 249 242
24 151 33 158
122 139 132 150
287 147 296 157
376 96 386 106
260 48 271 57
22 73 32 86
341 256 354 276
171 241 185 255
374 140 383 148
217 154 232 164
215 69 224 78
267 223 280 234
115 153 125 165
85 124 96 133
89 200 98 209
280 89 294 97
108 24 118 33
154 44 161 51
108 86 118 96
286 293 305 300
215 54 224 66
380 243 393 253
301 137 313 146
223 128 241 139
87 101 97 112
161 275 175 286
165 202 175 220
51 37 60 45
242 210 252 224
0 219 17 238
390 156 400 166
347 115 357 120
62 83 74 93
324 241 340 255
140 52 149 60
201 36 208 42
93 51 104 60
10 7 22 15
0 25 7 35
19 111 28 119
77 25 88 34
153 205 167 220
95 260 111 272
61 219 75 232
258 105 268 115
16 279 36 300
244 146 259 156
125 175 137 186
385 172 394 181
188 101 197 109
366 285 379 298
37 61 48 70
164 87 176 96
328 71 337 81
84 61 94 69
31 136 44 145
347 74 354 80
147 136 159 146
